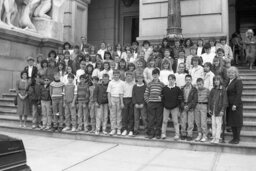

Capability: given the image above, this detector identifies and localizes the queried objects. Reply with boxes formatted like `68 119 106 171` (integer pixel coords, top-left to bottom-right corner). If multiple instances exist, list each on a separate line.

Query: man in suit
24 56 38 86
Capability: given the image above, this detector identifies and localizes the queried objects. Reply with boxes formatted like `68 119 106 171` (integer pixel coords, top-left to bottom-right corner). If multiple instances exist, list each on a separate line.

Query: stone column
167 0 182 39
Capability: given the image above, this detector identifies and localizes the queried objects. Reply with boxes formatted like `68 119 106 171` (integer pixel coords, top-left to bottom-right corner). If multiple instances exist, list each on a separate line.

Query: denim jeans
181 109 194 137
195 104 208 135
121 98 134 132
134 105 147 132
96 104 109 131
52 98 64 127
65 102 77 128
212 115 222 140
89 102 97 131
109 97 122 130
41 100 51 127
162 107 180 136
147 102 163 136
77 101 89 129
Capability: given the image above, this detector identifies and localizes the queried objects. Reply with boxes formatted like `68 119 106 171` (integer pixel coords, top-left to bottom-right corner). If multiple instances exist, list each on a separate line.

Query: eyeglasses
44 79 49 81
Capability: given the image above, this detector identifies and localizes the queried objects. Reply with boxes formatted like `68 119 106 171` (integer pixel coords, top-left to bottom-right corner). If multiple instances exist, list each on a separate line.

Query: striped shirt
197 87 210 103
50 81 64 100
144 80 165 103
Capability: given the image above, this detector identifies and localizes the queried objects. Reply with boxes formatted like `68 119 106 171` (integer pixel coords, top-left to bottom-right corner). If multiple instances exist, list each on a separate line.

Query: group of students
16 37 235 144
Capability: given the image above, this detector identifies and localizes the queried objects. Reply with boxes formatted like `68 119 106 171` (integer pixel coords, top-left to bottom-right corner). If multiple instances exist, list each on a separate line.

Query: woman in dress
226 67 243 144
16 71 30 127
244 29 256 70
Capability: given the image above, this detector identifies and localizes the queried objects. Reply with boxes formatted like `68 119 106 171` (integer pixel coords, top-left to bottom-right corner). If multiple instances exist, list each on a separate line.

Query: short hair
132 41 139 46
80 74 88 80
67 73 75 79
63 42 72 49
190 46 197 51
80 60 86 65
220 37 226 42
203 43 211 50
64 51 70 55
213 75 223 87
54 72 60 76
204 62 212 69
152 68 160 75
179 49 185 53
168 74 176 80
191 56 200 63
127 63 136 69
227 66 239 78
196 78 204 83
113 69 120 75
164 49 170 53
40 59 48 68
20 70 28 78
126 71 133 76
185 74 192 79
48 50 57 58
216 48 225 54
102 73 109 78
142 40 150 46
92 76 99 81
74 45 80 49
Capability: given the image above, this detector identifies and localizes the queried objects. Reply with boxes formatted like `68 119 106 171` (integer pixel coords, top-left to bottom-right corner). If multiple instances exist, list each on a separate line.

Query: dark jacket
40 84 51 101
226 78 243 127
28 84 41 104
181 85 198 110
93 83 109 104
132 84 146 105
162 86 183 110
208 86 228 116
23 66 38 79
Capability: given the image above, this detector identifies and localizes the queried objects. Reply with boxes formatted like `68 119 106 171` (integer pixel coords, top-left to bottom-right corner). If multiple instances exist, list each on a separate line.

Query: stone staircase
1 67 256 154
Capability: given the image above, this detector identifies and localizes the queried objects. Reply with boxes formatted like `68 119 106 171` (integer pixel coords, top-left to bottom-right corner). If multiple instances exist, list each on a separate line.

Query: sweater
77 83 90 102
93 83 109 104
50 81 64 100
144 80 165 103
162 86 183 109
132 84 146 104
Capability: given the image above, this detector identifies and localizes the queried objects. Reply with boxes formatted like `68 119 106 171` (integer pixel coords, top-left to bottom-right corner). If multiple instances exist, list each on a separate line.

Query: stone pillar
167 0 183 39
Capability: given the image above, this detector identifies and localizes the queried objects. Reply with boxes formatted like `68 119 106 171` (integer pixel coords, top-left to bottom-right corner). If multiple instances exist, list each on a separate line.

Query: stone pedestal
33 17 63 41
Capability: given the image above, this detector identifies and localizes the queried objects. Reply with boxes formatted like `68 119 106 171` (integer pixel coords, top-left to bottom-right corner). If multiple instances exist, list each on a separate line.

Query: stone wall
138 0 229 43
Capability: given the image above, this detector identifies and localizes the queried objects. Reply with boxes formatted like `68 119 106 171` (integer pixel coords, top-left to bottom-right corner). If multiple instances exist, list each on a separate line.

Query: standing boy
180 75 198 141
89 76 99 133
50 72 65 132
62 73 77 132
144 68 165 139
194 78 210 142
121 72 135 136
94 74 110 135
161 74 183 140
132 75 147 135
107 70 124 136
76 74 90 132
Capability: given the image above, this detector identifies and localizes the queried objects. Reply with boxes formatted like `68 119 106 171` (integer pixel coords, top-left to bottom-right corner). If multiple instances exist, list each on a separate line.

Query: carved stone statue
34 0 52 19
0 0 17 27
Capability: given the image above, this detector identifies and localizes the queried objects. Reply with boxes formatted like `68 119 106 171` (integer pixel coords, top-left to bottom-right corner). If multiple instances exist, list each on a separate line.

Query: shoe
200 136 207 142
95 131 100 135
128 131 133 136
156 135 161 139
161 134 166 139
84 128 89 133
71 127 76 132
228 139 235 144
134 131 139 135
226 128 232 132
51 127 57 132
45 126 51 131
148 135 154 139
62 127 70 132
180 136 186 140
23 124 26 128
233 139 240 144
32 125 36 129
210 138 216 144
214 139 220 144
122 130 127 136
40 126 46 130
109 129 116 136
58 127 63 133
117 129 121 135
195 133 202 142
76 127 82 132
90 129 96 133
102 130 108 135
186 137 193 141
174 135 179 141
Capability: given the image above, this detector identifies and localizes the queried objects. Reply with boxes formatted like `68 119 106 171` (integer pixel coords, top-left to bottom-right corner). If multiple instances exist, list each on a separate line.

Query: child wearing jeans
89 76 99 133
144 68 165 139
208 75 228 144
121 72 135 136
40 76 52 130
107 70 124 136
94 74 110 135
50 72 65 132
62 73 77 132
132 75 147 135
180 75 198 141
194 78 210 142
76 74 90 132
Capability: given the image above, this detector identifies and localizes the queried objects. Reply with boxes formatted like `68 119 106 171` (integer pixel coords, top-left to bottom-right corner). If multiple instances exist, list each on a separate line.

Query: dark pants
231 126 241 141
122 98 134 132
147 102 163 137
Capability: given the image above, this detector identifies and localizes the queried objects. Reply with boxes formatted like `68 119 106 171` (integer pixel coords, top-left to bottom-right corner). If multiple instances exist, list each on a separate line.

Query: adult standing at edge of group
226 67 243 144
244 29 256 70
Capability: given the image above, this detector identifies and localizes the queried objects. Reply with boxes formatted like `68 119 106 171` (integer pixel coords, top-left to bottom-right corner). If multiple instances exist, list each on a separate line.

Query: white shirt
186 55 193 71
189 65 204 85
107 79 124 97
92 68 101 78
99 69 113 80
28 66 33 78
175 73 186 88
97 49 106 59
160 70 174 85
143 67 154 84
197 47 203 56
76 69 85 83
210 46 216 54
201 53 215 64
204 71 215 91
122 81 135 98
177 58 185 71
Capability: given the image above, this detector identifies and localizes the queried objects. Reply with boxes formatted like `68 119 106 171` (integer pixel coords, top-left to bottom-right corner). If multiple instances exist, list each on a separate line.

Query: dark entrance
123 16 139 45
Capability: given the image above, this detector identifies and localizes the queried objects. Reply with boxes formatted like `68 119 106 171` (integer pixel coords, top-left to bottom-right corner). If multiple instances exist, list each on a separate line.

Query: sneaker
117 129 121 135
174 135 180 141
109 129 116 136
161 134 166 139
103 130 108 135
84 128 89 133
122 130 127 136
71 127 76 132
58 127 63 133
40 126 46 130
62 127 71 132
147 135 154 139
186 136 193 141
128 131 133 136
32 125 36 129
76 127 82 132
180 136 186 140
195 133 202 142
45 126 51 131
156 135 161 139
200 136 207 142
95 131 100 135
211 138 216 144
133 131 139 135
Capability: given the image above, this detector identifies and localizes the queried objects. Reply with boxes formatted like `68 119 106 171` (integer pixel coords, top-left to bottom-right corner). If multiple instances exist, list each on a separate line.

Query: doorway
123 16 139 45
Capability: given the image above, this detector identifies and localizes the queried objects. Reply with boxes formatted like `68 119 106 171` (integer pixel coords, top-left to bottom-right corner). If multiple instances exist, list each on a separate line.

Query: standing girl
159 58 174 85
244 29 256 70
118 59 127 81
92 61 103 79
143 57 156 84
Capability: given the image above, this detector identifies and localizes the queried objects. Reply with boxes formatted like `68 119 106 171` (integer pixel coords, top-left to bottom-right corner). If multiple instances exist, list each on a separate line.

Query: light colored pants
65 102 77 128
89 102 97 131
134 106 147 131
109 97 122 130
181 109 194 137
77 101 89 129
41 100 51 127
52 98 64 127
162 107 180 136
96 104 109 131
194 104 208 135
212 115 223 140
